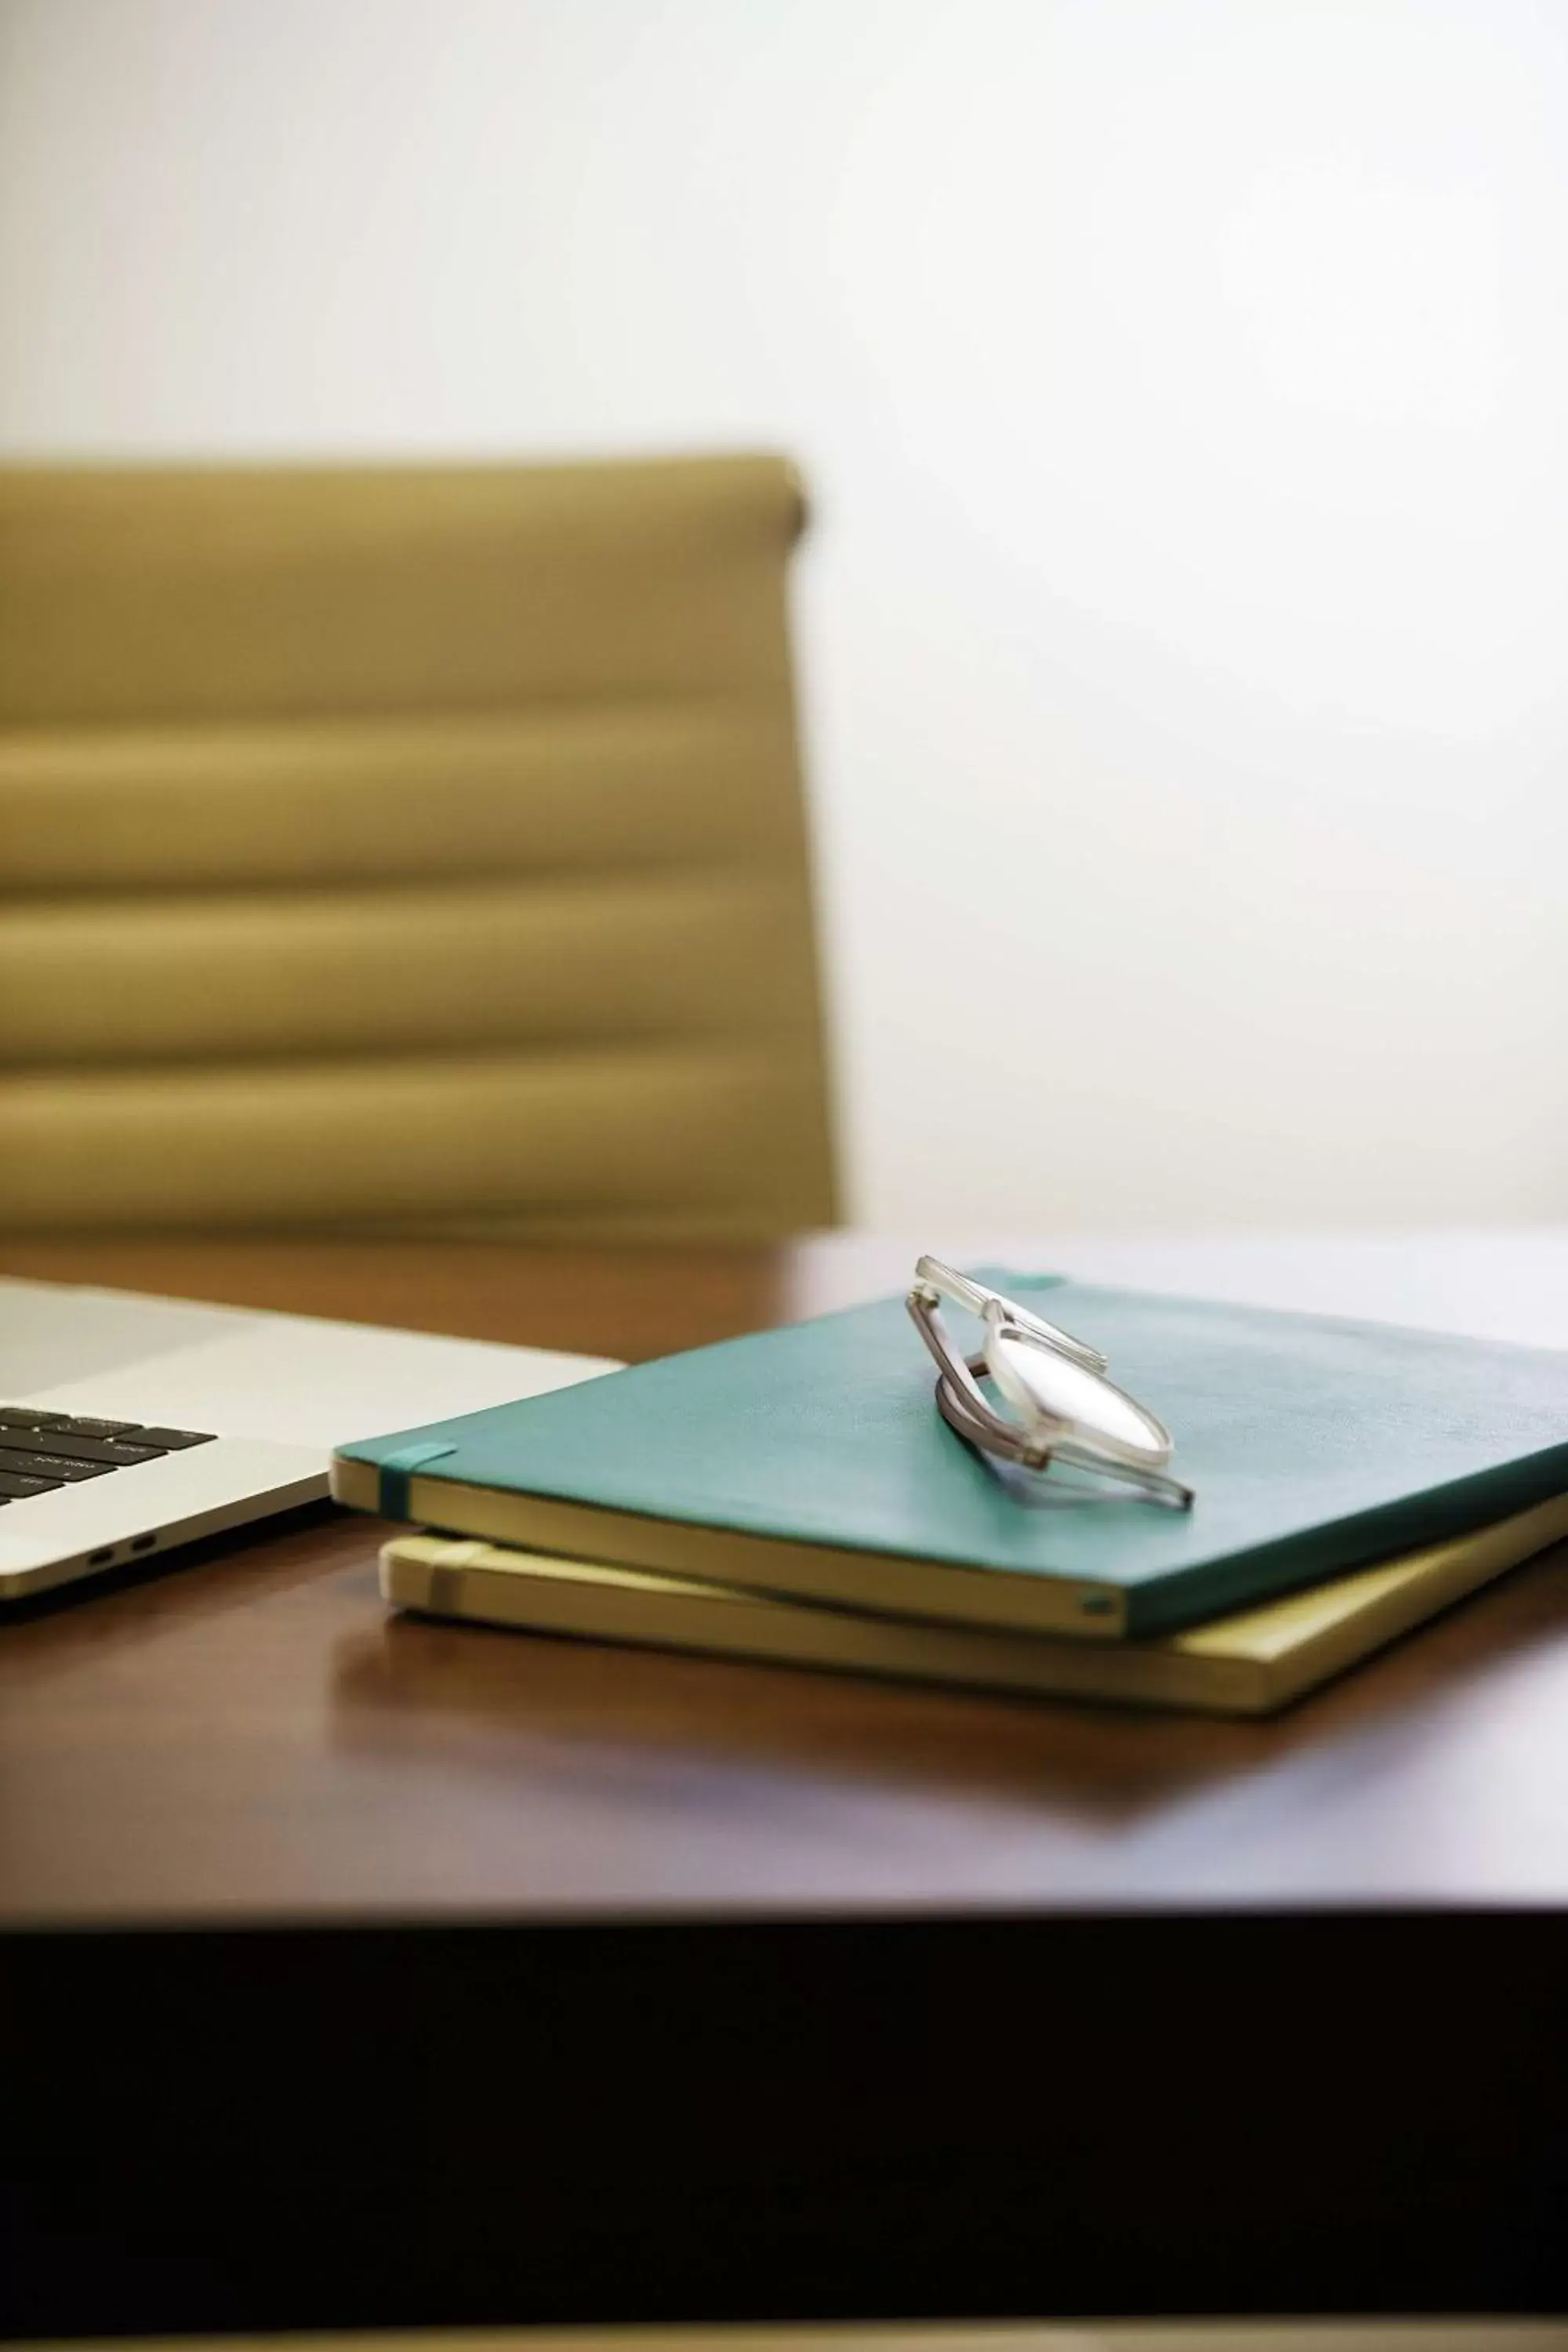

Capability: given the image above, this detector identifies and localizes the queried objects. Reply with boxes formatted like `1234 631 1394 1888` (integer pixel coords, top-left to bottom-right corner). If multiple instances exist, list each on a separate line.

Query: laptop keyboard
0 1409 216 1504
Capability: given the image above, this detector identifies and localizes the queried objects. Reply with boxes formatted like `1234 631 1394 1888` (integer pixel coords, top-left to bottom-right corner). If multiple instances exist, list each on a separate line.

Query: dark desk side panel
2 1912 1564 2334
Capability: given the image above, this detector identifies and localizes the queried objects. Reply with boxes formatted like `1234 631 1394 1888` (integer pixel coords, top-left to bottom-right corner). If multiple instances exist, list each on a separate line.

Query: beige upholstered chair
0 456 837 1238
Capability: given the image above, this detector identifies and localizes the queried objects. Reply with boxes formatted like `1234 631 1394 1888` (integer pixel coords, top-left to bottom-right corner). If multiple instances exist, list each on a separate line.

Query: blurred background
4 0 1567 1236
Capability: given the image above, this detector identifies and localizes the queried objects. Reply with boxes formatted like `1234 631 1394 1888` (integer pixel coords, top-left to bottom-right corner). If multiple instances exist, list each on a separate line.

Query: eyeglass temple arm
912 1256 1107 1373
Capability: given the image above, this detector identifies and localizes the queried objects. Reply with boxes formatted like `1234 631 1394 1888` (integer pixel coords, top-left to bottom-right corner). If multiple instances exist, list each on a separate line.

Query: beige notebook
379 1492 1568 1716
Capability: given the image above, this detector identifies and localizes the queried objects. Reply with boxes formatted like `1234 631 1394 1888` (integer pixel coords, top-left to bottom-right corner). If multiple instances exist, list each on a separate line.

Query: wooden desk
3 1233 1567 2334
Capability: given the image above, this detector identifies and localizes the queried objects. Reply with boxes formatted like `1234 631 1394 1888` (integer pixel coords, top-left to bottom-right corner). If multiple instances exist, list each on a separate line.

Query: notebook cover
379 1490 1568 1716
332 1272 1568 1640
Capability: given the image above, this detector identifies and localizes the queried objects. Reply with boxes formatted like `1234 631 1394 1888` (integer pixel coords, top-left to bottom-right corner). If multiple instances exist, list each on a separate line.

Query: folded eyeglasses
906 1257 1193 1510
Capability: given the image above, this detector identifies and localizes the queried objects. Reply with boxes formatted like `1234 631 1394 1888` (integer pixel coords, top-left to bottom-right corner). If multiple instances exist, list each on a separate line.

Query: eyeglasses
906 1257 1193 1510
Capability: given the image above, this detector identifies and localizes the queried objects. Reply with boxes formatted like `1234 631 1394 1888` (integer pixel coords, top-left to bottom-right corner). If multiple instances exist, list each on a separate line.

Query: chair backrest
0 456 837 1237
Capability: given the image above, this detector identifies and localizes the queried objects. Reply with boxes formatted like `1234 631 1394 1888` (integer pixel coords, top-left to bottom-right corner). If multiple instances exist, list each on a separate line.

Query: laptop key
0 1447 113 1481
0 1469 64 1497
0 1429 163 1467
130 1428 216 1451
0 1407 72 1432
54 1416 143 1437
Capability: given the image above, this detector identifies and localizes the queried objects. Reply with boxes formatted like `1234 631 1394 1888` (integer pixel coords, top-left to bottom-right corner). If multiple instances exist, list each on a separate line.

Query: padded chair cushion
0 455 836 1237
0 704 802 894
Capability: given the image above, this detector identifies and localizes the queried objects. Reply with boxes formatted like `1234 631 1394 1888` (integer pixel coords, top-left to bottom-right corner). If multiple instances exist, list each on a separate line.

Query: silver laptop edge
0 1278 617 1602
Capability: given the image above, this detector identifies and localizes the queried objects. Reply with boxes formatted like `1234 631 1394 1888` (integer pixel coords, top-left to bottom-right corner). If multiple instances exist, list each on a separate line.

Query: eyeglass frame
906 1256 1195 1512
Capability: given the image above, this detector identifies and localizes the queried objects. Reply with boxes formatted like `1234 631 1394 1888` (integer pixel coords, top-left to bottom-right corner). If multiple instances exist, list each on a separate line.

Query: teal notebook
330 1272 1568 1641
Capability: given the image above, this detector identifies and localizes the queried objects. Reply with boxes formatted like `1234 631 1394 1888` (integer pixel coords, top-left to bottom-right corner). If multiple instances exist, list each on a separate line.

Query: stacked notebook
331 1272 1568 1715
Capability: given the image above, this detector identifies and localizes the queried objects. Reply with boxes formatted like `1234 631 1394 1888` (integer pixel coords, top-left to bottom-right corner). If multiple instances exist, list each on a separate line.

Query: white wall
4 0 1566 1232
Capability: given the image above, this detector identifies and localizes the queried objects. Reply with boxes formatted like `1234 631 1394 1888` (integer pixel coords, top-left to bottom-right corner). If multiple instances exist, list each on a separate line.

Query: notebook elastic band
377 1441 458 1519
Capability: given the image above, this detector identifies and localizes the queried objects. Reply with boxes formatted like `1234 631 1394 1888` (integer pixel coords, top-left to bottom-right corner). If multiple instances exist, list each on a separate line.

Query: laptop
0 1277 617 1603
